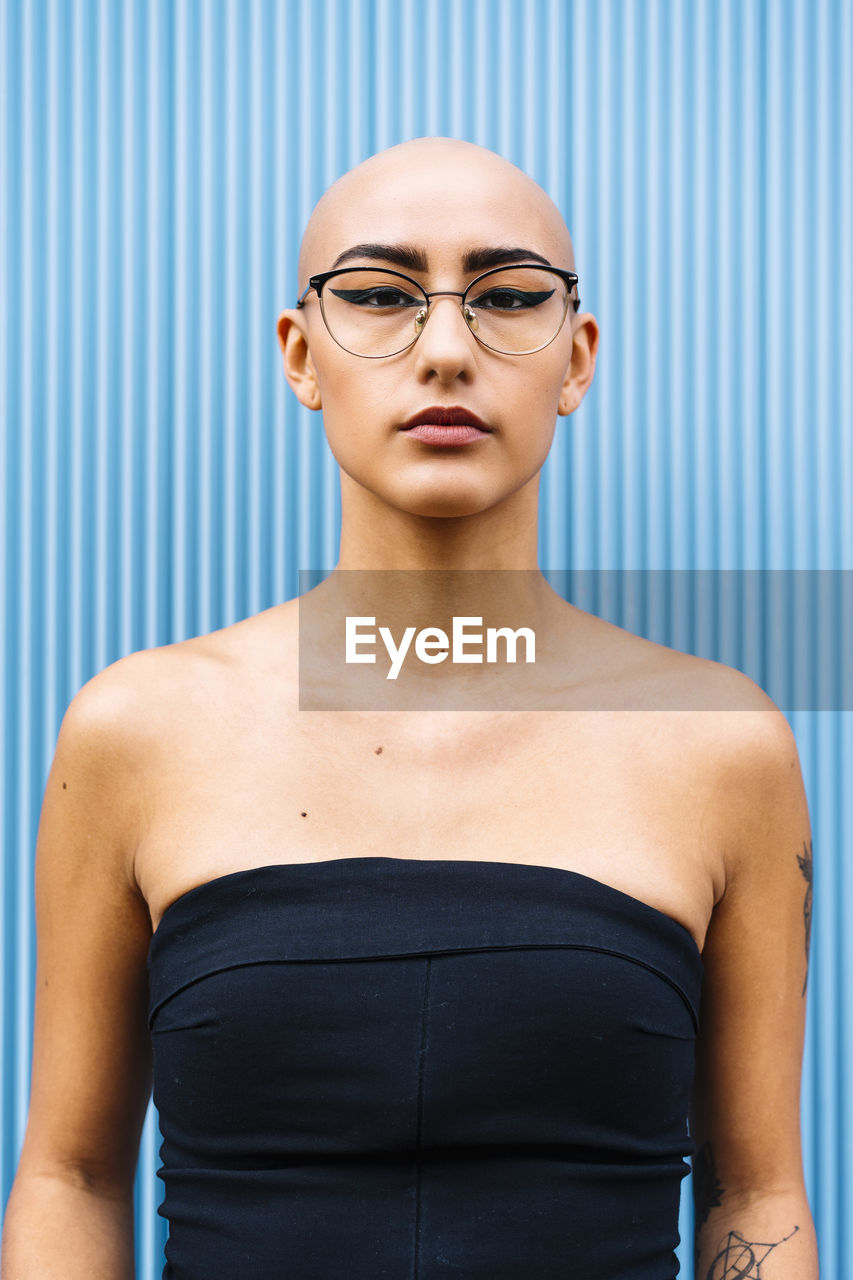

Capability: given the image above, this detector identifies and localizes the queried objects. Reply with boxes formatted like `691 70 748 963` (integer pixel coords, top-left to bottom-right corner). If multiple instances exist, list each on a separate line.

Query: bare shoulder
61 605 294 755
637 628 799 776
63 627 248 731
631 630 804 811
571 609 807 839
612 624 811 907
570 607 776 710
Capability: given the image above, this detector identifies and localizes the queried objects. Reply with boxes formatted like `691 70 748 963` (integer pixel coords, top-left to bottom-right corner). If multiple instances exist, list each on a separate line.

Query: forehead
300 146 573 279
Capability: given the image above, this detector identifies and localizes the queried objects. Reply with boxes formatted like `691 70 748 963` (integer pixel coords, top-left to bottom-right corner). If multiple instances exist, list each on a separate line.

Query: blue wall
2 2 850 1274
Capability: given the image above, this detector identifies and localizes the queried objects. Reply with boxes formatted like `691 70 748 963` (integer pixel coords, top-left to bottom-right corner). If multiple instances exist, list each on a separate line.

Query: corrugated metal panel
2 1 849 1275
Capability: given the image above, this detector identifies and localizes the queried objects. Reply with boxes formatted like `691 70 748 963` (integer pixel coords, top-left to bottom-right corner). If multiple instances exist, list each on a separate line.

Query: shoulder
59 636 225 762
637 636 798 777
61 605 295 752
621 627 805 835
633 643 811 908
571 611 805 831
56 601 301 790
574 609 777 711
55 621 263 811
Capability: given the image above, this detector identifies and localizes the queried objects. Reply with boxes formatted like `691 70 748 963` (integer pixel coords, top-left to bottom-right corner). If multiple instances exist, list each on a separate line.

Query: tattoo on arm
703 1225 799 1279
797 839 813 996
693 1140 724 1228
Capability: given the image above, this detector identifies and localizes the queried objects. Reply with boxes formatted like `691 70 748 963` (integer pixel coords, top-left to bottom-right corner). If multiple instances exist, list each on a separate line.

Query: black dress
148 857 702 1278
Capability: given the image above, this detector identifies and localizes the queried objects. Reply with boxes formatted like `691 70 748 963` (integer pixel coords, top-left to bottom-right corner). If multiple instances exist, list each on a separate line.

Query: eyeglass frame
295 263 581 358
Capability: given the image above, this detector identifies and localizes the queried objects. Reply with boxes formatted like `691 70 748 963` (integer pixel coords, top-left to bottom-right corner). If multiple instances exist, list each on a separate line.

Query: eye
329 286 422 309
471 287 556 312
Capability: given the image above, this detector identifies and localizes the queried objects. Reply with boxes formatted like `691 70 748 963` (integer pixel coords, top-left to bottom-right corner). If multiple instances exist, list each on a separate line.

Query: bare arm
691 711 818 1278
1 667 155 1278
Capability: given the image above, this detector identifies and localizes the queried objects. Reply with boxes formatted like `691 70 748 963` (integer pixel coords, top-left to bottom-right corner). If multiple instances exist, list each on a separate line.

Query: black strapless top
147 857 703 1279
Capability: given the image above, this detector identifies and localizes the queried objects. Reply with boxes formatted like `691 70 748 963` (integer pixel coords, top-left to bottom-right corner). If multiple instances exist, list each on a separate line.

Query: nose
411 295 478 382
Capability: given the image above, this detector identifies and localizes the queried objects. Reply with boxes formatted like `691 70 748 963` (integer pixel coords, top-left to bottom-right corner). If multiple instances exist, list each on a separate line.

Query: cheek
312 355 364 423
504 363 566 437
530 346 573 409
314 372 391 476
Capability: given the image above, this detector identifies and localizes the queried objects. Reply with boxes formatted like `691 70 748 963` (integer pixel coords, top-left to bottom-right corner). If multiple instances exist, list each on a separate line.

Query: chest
137 708 721 949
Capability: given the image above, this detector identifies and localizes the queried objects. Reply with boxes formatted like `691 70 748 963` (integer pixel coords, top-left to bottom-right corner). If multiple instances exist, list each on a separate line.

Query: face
278 140 598 522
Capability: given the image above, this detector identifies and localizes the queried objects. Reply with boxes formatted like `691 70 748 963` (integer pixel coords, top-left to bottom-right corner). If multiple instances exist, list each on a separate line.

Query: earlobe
557 313 599 417
557 383 580 416
277 309 323 411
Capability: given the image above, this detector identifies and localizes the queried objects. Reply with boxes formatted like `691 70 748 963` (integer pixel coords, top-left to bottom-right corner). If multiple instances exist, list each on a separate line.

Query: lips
399 407 492 432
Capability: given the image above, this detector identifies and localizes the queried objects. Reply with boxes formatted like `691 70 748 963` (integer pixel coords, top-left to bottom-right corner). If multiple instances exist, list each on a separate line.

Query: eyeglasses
296 264 581 358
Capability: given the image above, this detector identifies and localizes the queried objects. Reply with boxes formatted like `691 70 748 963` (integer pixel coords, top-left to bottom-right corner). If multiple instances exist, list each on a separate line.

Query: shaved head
297 137 576 288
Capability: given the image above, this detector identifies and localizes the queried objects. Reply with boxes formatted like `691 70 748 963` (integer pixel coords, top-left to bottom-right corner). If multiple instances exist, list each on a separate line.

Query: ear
277 309 322 410
557 313 600 417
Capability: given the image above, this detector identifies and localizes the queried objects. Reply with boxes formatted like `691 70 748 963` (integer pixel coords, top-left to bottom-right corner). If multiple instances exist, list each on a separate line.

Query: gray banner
297 570 852 711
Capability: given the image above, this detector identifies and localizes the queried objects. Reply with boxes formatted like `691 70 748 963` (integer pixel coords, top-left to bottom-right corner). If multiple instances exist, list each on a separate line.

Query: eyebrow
329 243 554 272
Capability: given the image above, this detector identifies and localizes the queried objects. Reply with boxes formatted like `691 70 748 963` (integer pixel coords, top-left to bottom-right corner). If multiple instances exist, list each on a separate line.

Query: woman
2 138 817 1278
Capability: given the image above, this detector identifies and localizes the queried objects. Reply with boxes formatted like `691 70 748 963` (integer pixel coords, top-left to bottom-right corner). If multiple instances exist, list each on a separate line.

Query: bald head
297 137 575 289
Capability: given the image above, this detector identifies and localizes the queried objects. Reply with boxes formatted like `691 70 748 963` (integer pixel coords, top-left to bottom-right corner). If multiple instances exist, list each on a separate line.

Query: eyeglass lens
320 267 570 357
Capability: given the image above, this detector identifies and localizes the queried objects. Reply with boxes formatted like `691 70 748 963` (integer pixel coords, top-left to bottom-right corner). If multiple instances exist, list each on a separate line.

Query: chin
407 500 491 519
340 463 522 522
391 484 501 520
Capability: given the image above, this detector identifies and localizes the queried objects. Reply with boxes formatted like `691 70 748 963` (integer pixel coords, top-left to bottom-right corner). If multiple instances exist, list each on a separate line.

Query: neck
300 516 577 708
296 471 582 707
328 470 562 635
335 471 543 574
